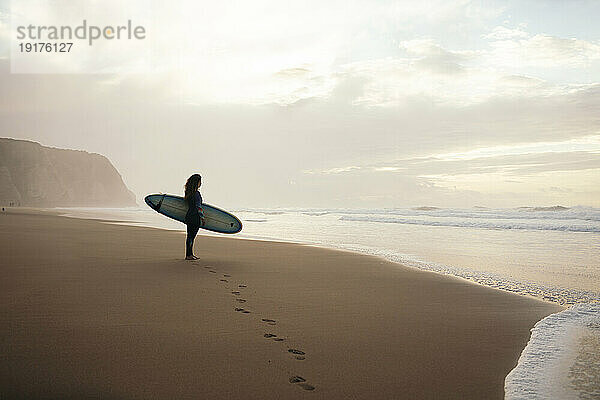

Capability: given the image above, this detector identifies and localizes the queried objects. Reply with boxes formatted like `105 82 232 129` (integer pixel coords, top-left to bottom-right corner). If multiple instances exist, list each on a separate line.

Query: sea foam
505 303 600 400
338 214 600 233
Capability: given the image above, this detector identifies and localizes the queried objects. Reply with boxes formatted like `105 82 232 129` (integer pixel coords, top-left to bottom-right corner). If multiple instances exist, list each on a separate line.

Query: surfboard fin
155 194 166 211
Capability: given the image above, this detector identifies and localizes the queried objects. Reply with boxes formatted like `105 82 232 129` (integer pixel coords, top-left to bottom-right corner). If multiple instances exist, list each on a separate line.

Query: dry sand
0 210 562 399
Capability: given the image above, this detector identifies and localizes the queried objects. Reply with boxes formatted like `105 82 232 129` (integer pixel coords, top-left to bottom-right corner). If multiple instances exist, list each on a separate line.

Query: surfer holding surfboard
144 178 242 255
183 174 205 260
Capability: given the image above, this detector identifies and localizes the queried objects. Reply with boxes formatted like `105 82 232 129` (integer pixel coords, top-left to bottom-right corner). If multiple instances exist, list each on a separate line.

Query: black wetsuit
184 191 203 257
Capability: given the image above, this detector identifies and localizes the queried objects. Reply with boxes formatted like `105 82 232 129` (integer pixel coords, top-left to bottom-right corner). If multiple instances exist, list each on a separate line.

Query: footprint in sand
235 308 251 314
220 279 228 282
235 298 247 303
231 291 241 295
209 271 217 273
223 274 231 277
204 266 212 269
289 376 315 391
263 333 285 341
261 318 276 325
238 284 247 288
288 349 305 355
289 376 306 383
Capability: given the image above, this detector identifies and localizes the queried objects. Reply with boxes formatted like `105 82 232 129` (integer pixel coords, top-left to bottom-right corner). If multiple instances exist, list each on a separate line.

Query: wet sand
0 210 562 399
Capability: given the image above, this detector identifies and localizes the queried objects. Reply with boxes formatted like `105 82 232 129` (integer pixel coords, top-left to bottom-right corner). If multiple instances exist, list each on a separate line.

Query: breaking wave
338 208 600 233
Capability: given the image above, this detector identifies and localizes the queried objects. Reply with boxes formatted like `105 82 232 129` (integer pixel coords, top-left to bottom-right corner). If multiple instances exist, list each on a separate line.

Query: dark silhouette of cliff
0 138 136 207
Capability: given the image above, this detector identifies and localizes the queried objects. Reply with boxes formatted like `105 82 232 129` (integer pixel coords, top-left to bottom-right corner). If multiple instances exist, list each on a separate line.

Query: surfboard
144 194 242 234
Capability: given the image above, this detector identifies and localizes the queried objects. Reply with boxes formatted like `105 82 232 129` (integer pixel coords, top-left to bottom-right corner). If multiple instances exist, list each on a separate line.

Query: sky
0 0 599 208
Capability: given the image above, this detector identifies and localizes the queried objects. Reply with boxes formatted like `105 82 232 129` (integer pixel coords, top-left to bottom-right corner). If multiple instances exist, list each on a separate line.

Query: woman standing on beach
184 174 205 260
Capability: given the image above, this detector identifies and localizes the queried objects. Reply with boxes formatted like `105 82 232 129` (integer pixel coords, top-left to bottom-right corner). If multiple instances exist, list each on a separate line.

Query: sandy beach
0 210 562 399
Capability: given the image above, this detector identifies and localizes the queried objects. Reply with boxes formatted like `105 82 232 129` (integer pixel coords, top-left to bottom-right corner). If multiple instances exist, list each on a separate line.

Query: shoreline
50 207 577 307
1 209 563 399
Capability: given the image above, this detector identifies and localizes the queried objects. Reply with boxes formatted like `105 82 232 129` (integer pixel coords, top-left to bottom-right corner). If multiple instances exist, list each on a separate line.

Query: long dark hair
184 174 202 202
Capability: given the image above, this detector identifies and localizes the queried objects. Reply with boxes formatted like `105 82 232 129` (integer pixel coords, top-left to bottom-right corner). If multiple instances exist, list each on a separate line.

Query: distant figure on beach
184 174 205 260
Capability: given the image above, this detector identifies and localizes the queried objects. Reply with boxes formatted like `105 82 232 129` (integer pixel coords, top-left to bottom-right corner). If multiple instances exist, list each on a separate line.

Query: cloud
299 132 600 206
399 38 473 75
332 58 576 107
274 67 312 78
304 166 362 174
424 151 600 177
311 146 600 179
430 135 600 161
483 29 600 69
483 25 528 40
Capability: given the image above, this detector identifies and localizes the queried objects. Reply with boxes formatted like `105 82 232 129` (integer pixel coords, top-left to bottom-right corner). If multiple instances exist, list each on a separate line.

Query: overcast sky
1 0 599 208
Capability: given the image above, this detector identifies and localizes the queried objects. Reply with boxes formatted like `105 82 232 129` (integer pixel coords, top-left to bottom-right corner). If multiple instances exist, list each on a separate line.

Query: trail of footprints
197 263 317 391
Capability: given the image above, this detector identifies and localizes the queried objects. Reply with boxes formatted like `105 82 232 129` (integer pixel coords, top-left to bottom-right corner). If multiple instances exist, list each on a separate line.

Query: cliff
0 138 137 207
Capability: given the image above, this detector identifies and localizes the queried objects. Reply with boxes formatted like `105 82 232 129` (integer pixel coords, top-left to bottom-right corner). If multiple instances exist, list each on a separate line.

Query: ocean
56 205 600 399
